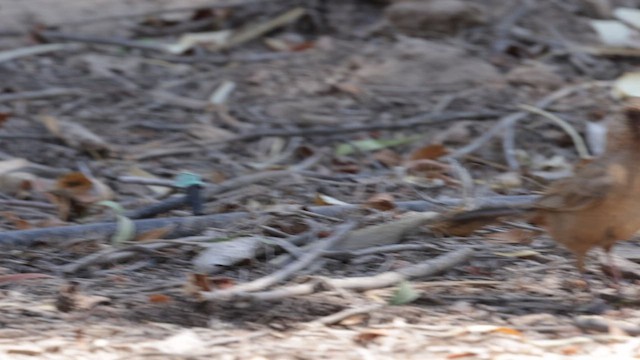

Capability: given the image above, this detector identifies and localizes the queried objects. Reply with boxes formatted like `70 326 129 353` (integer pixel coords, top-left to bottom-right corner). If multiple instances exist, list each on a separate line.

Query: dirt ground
2 0 640 358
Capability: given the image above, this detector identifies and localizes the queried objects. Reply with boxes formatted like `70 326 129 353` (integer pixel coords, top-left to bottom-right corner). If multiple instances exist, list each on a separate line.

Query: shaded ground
2 0 640 358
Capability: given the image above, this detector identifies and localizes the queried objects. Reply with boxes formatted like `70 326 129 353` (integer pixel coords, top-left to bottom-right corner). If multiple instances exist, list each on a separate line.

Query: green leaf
388 281 420 305
96 201 135 246
175 172 204 188
97 200 125 215
112 214 136 246
335 136 419 156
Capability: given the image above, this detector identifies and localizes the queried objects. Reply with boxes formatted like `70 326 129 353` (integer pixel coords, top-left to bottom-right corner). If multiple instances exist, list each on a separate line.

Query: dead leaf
0 273 53 284
486 229 535 244
136 227 172 241
494 250 541 258
209 276 236 290
127 166 172 196
491 172 522 191
493 327 523 337
54 172 113 204
0 158 30 174
405 159 450 174
373 149 402 167
315 193 350 206
338 314 368 326
353 329 387 345
50 172 114 220
410 144 448 160
336 212 439 250
447 352 480 359
56 282 110 312
148 294 173 303
187 124 234 142
0 171 36 197
39 115 111 156
185 274 236 297
0 212 31 230
0 112 11 126
334 82 364 96
192 237 265 273
364 193 396 211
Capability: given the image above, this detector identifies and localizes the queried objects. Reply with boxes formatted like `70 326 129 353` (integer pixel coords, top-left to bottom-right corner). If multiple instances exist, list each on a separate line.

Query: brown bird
443 99 640 282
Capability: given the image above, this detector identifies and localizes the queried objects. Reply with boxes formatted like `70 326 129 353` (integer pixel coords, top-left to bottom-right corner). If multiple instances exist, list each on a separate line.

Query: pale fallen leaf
164 30 231 54
336 211 439 250
612 71 640 98
208 80 236 106
0 158 30 174
613 7 640 31
389 281 420 305
0 172 36 196
151 330 206 356
494 250 541 258
315 193 350 206
590 20 636 46
40 116 111 155
127 166 172 196
193 236 263 273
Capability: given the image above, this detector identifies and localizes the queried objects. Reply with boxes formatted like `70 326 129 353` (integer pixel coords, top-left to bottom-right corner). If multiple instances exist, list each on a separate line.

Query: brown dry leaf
486 229 535 244
186 273 212 294
209 170 227 184
353 329 387 345
493 327 524 337
447 352 480 359
364 193 396 211
50 172 113 220
0 112 11 126
338 314 368 326
148 294 173 304
136 227 172 241
39 115 111 155
405 159 450 174
560 346 580 356
185 274 236 297
430 217 492 237
409 144 448 161
0 211 31 230
373 149 402 167
54 172 113 205
56 282 110 312
334 82 364 96
209 276 236 290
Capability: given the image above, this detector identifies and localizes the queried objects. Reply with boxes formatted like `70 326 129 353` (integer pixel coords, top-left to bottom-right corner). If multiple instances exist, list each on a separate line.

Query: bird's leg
603 245 622 286
574 253 592 291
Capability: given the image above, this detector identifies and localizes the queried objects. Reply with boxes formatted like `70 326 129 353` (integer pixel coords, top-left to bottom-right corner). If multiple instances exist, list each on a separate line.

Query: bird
440 98 640 283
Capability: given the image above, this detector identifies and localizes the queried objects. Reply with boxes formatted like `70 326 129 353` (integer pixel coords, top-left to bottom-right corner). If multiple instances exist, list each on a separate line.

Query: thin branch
445 81 611 167
0 88 83 103
203 222 356 300
0 195 539 247
518 104 591 158
199 111 502 146
218 247 474 302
